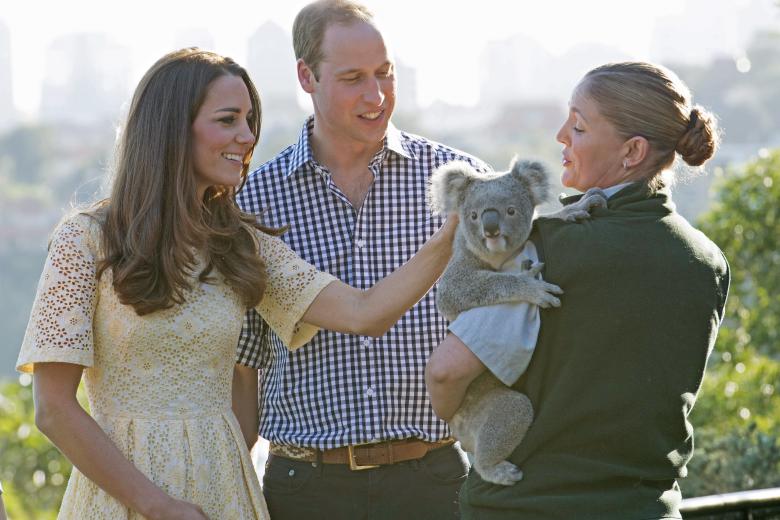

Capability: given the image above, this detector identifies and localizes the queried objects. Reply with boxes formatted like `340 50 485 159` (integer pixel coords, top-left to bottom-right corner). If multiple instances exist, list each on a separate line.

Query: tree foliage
681 149 780 496
0 377 72 520
0 126 53 185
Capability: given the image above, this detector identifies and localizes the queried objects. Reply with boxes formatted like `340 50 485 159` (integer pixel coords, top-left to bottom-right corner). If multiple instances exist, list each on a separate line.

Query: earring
622 159 629 170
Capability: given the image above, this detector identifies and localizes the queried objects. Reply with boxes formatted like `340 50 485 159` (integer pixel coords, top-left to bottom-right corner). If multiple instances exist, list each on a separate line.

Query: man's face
304 21 396 149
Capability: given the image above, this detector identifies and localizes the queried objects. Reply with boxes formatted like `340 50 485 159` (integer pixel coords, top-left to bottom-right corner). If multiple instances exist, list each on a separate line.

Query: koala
428 158 607 485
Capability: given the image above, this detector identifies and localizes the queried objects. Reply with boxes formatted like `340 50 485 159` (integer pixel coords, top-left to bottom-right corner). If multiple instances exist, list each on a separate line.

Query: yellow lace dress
16 213 336 519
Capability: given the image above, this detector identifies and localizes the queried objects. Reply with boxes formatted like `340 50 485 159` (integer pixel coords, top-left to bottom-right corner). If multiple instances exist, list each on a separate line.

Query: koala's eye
470 211 478 220
507 207 516 216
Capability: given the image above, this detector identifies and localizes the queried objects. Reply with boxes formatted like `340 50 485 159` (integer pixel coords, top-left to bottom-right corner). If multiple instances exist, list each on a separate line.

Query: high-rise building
395 60 419 114
479 34 629 109
479 34 557 108
650 0 778 65
0 20 15 132
40 33 131 125
247 21 299 110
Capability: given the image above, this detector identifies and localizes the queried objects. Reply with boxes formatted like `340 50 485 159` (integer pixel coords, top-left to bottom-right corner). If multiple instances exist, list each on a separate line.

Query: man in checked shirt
232 0 490 518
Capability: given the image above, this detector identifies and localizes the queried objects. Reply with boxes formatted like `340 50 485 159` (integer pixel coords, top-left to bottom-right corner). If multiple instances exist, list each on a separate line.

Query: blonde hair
96 48 278 316
579 62 720 187
292 0 374 79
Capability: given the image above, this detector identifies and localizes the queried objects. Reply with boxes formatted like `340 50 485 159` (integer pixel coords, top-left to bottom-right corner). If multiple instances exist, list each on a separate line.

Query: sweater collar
559 181 675 216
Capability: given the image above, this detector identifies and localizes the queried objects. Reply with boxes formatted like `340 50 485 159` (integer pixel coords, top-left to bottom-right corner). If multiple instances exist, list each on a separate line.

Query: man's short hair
292 0 375 80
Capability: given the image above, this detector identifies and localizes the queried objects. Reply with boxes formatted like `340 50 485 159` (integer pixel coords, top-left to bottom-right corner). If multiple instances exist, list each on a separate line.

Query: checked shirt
236 117 489 449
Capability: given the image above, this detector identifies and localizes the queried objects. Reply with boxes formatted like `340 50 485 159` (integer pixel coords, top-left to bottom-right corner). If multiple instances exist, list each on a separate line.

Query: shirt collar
285 117 316 178
559 181 636 206
285 117 414 178
602 182 635 199
385 123 414 160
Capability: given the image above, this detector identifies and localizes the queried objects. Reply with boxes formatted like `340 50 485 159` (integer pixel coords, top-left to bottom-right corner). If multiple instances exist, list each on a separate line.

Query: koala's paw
581 187 608 210
477 460 524 486
524 261 543 277
534 283 563 308
518 270 563 308
556 187 608 222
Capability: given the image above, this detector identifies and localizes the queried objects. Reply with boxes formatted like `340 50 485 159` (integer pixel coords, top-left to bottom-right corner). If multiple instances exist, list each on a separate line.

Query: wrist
136 489 172 520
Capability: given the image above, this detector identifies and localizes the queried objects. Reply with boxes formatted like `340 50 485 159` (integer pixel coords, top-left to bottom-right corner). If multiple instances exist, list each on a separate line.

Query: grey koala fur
428 158 607 485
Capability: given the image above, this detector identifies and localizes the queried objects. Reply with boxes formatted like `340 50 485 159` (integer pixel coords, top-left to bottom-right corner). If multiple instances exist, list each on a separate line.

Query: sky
1 0 777 118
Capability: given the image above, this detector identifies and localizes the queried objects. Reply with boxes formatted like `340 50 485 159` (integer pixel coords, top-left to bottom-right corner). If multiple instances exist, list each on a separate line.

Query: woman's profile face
556 86 628 192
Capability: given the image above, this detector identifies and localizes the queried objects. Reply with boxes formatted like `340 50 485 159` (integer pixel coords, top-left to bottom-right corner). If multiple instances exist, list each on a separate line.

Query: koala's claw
518 276 562 308
562 209 591 222
536 292 561 308
526 262 544 277
555 187 608 222
583 187 609 202
578 188 608 212
478 460 524 486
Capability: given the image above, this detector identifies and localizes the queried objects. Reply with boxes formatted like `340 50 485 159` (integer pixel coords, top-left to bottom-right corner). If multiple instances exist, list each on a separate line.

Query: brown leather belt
269 438 455 471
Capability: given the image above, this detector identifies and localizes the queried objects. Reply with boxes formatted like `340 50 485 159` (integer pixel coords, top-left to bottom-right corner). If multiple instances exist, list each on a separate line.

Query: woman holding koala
427 61 730 519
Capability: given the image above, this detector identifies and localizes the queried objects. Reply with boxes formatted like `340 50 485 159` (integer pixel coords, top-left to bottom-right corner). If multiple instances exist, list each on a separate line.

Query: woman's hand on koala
430 212 460 248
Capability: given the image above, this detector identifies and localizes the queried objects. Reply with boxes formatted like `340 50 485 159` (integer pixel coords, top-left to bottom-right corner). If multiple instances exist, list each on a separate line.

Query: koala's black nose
481 209 501 237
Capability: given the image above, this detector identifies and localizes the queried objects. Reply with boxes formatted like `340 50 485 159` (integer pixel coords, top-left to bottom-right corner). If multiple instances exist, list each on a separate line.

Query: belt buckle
347 443 380 471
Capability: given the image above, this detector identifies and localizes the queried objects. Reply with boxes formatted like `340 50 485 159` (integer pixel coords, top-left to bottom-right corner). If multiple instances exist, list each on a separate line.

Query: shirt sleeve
447 242 541 386
254 231 337 351
17 214 99 373
236 309 271 368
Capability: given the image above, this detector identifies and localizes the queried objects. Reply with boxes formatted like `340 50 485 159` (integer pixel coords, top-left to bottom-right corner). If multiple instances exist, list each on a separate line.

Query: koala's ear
510 158 551 206
428 161 479 214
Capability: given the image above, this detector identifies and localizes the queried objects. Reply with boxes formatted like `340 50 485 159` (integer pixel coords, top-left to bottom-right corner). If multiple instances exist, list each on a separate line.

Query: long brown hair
96 48 276 315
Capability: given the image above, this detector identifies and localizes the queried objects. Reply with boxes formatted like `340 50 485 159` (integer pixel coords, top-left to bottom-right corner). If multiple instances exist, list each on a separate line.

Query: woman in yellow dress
16 48 458 520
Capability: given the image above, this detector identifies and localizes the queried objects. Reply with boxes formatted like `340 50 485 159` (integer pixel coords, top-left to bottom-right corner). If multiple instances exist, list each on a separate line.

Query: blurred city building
395 59 419 115
247 21 301 125
40 33 130 125
478 35 630 109
650 0 779 65
0 20 16 132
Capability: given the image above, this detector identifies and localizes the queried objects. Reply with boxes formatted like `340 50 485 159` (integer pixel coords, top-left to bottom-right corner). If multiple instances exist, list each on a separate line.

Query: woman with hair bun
428 62 730 519
17 48 459 520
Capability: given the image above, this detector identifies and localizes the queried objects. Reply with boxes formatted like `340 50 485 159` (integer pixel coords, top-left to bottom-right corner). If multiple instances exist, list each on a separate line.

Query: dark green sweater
460 183 730 520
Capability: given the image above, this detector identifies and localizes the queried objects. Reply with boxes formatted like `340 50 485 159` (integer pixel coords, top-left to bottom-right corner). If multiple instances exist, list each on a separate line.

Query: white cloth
448 242 540 386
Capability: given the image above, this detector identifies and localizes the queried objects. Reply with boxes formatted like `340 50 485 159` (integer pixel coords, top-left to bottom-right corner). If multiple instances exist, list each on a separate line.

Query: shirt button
366 387 375 397
288 469 295 477
362 338 372 347
355 239 366 248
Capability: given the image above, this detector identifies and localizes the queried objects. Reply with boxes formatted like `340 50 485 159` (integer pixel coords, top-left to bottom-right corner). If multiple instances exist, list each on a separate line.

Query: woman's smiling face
191 74 256 198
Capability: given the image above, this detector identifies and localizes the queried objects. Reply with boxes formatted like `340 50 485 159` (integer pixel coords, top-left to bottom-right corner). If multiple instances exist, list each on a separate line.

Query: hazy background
1 0 778 374
1 1 780 515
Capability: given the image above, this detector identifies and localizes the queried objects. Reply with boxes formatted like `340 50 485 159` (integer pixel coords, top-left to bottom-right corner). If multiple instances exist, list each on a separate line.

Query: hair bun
675 106 719 166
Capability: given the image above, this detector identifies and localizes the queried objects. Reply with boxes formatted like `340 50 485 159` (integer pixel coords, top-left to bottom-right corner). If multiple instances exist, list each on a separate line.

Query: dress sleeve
254 231 337 351
17 214 100 373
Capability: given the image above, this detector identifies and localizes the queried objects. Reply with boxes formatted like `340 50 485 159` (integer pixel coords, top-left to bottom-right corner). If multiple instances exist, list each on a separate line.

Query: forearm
33 363 172 518
425 334 486 421
426 369 472 421
232 364 259 450
357 231 452 335
303 216 457 336
37 399 170 516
